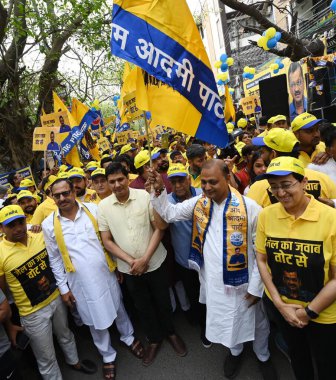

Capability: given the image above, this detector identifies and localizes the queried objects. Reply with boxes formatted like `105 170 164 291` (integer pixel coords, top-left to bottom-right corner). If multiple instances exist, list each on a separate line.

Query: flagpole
143 112 152 167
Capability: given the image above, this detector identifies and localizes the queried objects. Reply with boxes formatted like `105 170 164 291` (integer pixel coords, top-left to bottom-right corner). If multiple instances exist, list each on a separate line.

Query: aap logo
230 232 243 247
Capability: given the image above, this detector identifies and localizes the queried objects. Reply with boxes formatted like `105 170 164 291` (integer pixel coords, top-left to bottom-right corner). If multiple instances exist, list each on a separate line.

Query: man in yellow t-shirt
256 156 336 380
17 190 38 224
186 144 206 188
0 206 95 378
67 167 100 204
248 128 336 208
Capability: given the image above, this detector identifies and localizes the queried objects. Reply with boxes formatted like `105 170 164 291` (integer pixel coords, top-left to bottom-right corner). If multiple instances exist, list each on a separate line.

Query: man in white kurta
42 180 137 368
150 159 273 379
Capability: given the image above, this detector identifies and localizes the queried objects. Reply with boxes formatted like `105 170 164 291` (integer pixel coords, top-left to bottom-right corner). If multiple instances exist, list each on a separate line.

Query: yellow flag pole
143 112 152 167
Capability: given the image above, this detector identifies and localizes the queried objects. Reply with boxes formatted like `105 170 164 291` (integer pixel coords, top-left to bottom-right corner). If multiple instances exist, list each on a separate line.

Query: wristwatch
305 306 319 319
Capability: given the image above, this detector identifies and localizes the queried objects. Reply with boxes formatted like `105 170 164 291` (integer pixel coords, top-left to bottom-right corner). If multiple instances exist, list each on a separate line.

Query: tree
219 0 325 62
0 0 120 170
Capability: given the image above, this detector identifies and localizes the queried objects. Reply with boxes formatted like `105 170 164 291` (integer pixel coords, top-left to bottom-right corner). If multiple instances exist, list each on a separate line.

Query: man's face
52 181 76 212
92 175 109 196
295 125 320 149
169 176 190 199
201 164 229 203
188 154 206 174
2 218 27 242
70 177 87 197
18 197 37 215
140 164 150 180
172 153 186 165
107 171 129 200
50 132 55 143
37 275 51 294
283 271 300 293
13 173 23 187
289 69 304 104
241 133 252 145
260 147 274 166
59 116 64 125
274 120 288 129
157 153 169 172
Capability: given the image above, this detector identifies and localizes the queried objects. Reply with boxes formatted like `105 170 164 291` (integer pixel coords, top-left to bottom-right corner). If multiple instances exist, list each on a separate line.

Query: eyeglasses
53 190 72 200
289 80 303 88
269 181 298 194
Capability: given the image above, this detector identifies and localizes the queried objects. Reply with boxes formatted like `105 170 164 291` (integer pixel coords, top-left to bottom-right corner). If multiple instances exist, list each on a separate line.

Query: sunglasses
53 190 72 200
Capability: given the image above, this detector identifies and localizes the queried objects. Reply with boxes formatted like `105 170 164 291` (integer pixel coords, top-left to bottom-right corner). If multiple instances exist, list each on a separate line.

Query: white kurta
151 190 264 348
42 202 121 330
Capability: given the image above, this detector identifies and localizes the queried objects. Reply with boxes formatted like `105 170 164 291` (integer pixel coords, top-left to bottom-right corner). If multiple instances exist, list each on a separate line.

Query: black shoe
224 352 243 379
200 332 212 348
258 358 278 380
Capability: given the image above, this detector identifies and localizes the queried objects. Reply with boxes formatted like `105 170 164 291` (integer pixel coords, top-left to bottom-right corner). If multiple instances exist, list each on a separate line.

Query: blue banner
111 4 228 147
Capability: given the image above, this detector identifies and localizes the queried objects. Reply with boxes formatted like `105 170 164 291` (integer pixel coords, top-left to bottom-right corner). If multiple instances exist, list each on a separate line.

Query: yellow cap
17 190 34 201
57 172 69 179
101 154 111 160
59 165 69 173
19 179 34 189
91 168 105 179
273 115 287 124
234 141 246 156
167 164 188 178
44 175 58 191
0 205 25 225
252 128 299 153
266 157 305 177
134 150 150 169
237 118 247 128
249 116 256 122
169 141 178 151
120 144 136 155
268 116 276 124
85 161 99 172
226 122 234 133
291 112 323 132
68 167 85 179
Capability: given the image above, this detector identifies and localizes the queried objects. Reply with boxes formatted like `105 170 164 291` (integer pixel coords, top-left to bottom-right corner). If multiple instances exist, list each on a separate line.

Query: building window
217 20 224 48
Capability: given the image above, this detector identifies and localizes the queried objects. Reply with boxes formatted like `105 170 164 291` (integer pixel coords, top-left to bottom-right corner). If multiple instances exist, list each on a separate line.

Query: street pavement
17 308 295 380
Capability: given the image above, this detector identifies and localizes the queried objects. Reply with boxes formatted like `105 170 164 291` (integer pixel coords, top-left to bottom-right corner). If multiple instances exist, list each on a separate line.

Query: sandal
103 361 116 380
127 338 145 359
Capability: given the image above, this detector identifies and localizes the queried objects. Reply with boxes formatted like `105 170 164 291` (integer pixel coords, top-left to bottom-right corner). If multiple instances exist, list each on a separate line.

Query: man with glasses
42 178 142 380
288 62 307 121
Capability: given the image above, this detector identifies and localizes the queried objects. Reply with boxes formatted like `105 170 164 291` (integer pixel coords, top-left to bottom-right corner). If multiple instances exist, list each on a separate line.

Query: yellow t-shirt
298 142 326 167
188 167 201 188
80 188 100 204
247 168 336 208
0 232 59 316
256 196 336 324
30 197 57 225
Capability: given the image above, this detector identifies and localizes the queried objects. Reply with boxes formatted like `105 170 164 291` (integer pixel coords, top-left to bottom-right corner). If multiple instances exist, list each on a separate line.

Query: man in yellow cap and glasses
67 168 99 204
256 156 336 380
91 168 112 200
42 178 142 380
0 205 96 379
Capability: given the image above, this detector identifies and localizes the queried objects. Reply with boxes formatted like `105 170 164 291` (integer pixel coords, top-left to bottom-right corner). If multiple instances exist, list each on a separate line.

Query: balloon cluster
242 66 255 80
331 0 336 12
257 27 282 51
112 94 121 106
215 53 234 86
270 58 284 74
229 88 234 95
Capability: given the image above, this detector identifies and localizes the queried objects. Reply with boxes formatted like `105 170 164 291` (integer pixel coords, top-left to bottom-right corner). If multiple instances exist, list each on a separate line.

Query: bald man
149 160 276 379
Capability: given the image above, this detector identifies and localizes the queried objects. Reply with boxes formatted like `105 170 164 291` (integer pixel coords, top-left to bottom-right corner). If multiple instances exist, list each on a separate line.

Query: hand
245 293 260 308
318 197 335 208
130 257 149 275
29 225 42 233
223 155 238 172
7 323 24 347
295 308 310 326
312 152 330 165
147 168 164 191
144 179 152 194
61 291 76 308
277 302 305 328
90 192 98 201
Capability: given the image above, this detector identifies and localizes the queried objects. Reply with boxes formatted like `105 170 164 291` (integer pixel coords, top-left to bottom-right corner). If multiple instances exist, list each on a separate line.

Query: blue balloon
275 32 282 42
331 0 336 11
275 58 281 64
273 69 279 74
242 73 248 79
248 73 254 80
217 79 224 85
220 53 228 63
279 63 284 69
145 111 151 120
221 63 228 71
267 38 277 49
113 95 118 101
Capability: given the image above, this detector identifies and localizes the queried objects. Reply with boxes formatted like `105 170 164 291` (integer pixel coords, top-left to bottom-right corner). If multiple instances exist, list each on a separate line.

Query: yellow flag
224 85 236 123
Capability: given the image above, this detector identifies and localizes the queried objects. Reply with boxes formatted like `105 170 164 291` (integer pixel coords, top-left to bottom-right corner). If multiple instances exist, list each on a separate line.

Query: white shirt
308 158 336 184
42 202 121 330
151 190 263 348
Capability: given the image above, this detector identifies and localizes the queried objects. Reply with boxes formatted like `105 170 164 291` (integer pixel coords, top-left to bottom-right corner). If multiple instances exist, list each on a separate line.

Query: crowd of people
1 110 336 380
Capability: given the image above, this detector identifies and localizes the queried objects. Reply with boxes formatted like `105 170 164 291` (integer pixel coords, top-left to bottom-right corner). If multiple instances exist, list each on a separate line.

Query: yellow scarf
189 186 248 286
53 203 116 273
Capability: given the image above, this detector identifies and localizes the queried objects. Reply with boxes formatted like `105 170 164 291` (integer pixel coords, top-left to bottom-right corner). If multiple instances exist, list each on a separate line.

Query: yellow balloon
214 60 222 69
243 66 249 73
265 27 276 39
218 72 228 81
248 67 256 75
273 63 279 70
261 39 270 51
227 57 234 66
257 36 267 48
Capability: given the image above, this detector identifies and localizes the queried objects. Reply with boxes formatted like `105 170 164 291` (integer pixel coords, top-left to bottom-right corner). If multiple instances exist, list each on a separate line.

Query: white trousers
230 301 270 362
89 300 134 363
21 296 78 380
